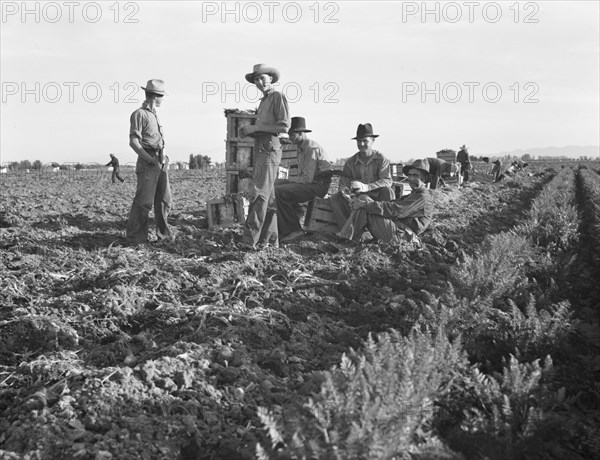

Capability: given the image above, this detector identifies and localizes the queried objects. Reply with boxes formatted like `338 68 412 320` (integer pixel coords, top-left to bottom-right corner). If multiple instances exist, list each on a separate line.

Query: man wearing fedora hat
125 78 172 244
275 116 331 243
329 123 394 231
457 144 471 184
337 159 434 244
238 64 290 249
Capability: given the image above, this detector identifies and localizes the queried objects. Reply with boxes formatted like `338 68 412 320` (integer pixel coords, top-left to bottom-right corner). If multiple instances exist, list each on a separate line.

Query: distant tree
51 162 60 168
189 154 198 170
19 160 32 170
32 160 43 170
521 154 533 161
74 163 84 170
195 154 212 168
8 162 19 171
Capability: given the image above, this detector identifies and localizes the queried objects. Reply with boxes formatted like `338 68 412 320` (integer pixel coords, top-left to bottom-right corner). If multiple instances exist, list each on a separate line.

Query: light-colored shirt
295 138 329 184
129 101 164 150
339 150 392 192
254 89 290 136
365 186 433 235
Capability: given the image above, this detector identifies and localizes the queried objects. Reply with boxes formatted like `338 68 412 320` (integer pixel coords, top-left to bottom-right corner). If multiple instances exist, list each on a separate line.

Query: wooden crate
226 141 254 170
390 163 404 180
393 181 412 197
226 170 253 195
207 194 249 228
225 110 257 142
436 150 457 162
303 196 338 234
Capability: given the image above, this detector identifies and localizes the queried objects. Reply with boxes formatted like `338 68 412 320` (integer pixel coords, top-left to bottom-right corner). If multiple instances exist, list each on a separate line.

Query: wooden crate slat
207 195 249 228
226 111 257 142
226 141 254 170
304 197 338 234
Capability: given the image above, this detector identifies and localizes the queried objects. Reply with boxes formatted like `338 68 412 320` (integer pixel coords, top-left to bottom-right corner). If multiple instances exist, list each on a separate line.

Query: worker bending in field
337 159 434 245
275 117 331 243
425 157 457 189
106 154 125 184
329 123 395 231
238 63 291 250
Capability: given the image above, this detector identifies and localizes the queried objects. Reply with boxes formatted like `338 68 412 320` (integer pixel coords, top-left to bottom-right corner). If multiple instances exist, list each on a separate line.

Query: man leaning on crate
336 159 434 245
275 116 331 243
329 123 395 231
238 64 291 250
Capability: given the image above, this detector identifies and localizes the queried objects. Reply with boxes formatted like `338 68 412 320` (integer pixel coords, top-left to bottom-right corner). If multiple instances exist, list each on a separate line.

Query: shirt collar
141 101 156 114
261 88 274 101
353 150 379 165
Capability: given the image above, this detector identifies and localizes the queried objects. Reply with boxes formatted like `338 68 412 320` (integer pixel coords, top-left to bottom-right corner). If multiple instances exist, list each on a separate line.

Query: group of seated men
274 118 436 245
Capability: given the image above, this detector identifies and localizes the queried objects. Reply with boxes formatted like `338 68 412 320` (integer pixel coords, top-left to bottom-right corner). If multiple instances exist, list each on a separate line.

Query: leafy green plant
257 329 466 460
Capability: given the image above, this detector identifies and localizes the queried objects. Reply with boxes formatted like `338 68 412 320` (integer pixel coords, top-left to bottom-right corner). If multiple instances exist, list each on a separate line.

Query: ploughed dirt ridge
1 164 599 459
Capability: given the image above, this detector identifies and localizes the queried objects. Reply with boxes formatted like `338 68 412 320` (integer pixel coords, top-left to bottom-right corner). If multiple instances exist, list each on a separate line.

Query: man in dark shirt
239 64 291 249
457 145 471 183
106 154 125 183
337 159 434 244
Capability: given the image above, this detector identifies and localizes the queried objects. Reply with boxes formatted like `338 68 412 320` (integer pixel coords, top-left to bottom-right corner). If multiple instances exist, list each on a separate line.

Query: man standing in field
329 123 395 231
457 144 471 184
125 79 172 245
425 157 457 189
337 159 434 245
238 64 290 249
275 116 331 243
106 154 125 184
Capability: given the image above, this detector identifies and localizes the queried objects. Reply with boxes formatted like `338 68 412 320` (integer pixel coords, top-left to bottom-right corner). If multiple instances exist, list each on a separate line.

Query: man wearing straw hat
275 116 331 243
337 159 434 244
238 63 291 249
329 123 395 231
125 79 172 245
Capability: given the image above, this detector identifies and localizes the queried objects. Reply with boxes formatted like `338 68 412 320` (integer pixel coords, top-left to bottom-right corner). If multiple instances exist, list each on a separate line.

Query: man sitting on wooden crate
336 159 434 245
329 123 395 231
275 117 331 243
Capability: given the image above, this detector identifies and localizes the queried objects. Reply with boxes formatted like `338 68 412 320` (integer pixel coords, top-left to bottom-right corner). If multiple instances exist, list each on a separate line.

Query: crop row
258 167 598 459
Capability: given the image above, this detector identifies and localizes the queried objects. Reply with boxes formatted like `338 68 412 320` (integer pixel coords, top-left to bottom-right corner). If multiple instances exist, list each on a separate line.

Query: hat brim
290 128 312 133
402 165 430 179
352 134 379 140
141 86 167 96
245 68 280 84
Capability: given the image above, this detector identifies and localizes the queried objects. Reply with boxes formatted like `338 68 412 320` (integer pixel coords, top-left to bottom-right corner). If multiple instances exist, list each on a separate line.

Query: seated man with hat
329 123 395 231
337 159 434 244
275 116 331 243
238 63 291 249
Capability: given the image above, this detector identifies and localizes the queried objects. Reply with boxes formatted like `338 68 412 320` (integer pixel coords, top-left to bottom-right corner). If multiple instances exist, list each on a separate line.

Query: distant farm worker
106 154 125 183
238 64 291 250
337 159 434 244
125 79 172 245
329 123 394 231
275 117 331 243
425 157 457 189
457 144 471 183
490 159 502 182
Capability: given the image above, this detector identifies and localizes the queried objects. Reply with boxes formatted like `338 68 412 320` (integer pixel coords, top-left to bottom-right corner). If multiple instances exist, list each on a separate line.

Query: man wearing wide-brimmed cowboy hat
238 64 291 249
337 159 434 244
275 116 331 243
125 79 173 244
329 123 394 231
457 144 471 184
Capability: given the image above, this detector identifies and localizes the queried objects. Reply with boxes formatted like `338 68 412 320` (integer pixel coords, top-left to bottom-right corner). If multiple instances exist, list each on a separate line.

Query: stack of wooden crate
225 109 257 195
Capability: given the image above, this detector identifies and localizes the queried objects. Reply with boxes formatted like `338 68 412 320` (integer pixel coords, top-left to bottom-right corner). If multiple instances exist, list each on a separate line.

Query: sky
1 0 599 166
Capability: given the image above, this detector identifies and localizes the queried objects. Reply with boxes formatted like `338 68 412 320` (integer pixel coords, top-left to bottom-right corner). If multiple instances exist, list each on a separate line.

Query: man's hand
146 155 159 166
351 181 369 193
239 125 256 137
351 194 373 210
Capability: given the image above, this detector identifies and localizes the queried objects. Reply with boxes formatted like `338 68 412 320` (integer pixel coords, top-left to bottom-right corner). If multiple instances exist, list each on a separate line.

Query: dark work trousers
275 180 330 237
126 155 171 243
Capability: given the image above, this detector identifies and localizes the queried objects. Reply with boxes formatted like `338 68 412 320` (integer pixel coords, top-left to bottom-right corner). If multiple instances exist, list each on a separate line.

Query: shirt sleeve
338 158 354 191
129 110 146 141
367 156 392 191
